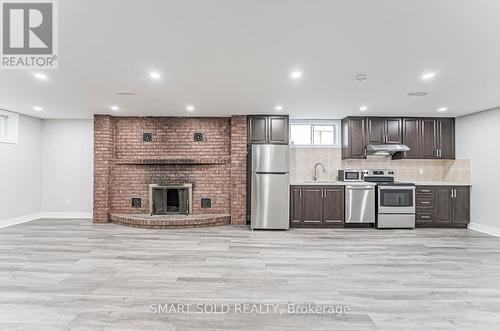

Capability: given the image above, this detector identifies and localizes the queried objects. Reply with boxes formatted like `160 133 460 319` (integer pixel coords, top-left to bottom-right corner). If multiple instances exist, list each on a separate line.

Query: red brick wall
93 115 115 223
114 117 231 160
93 115 247 224
230 116 247 224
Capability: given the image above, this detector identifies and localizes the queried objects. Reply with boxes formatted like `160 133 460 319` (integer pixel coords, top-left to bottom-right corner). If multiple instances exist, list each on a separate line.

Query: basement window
290 120 340 147
0 109 19 144
0 115 6 139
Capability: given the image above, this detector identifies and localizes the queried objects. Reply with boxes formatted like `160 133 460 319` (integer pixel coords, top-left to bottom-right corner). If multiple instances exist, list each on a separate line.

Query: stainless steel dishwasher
345 184 376 223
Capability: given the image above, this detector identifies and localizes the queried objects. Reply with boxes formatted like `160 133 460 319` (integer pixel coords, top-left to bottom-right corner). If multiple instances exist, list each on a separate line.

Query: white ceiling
1 0 500 119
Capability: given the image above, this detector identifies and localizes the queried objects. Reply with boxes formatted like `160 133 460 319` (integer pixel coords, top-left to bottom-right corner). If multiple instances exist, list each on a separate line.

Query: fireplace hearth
149 184 193 215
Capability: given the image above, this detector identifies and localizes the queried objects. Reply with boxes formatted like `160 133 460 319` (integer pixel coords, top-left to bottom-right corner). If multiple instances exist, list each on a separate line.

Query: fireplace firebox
149 184 193 215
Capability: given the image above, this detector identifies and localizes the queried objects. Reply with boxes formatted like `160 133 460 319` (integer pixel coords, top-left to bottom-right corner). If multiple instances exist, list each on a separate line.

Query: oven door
378 186 415 214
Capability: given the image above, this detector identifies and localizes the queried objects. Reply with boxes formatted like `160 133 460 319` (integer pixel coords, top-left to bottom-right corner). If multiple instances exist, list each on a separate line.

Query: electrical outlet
419 168 424 175
65 198 71 205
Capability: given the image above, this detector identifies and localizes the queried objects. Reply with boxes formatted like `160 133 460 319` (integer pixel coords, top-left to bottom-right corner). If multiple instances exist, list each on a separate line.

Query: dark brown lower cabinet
290 185 345 228
416 186 470 228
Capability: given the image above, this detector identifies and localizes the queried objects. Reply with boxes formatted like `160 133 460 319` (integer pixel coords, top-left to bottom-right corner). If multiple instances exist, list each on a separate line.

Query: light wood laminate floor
1 219 500 330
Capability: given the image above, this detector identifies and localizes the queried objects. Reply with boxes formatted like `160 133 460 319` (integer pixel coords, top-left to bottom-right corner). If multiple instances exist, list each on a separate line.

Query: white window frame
290 119 341 148
0 109 19 144
0 115 7 139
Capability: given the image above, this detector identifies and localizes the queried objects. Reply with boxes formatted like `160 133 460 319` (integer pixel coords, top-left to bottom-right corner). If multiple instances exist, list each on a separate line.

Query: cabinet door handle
420 201 430 204
420 189 431 193
299 189 302 198
421 216 430 219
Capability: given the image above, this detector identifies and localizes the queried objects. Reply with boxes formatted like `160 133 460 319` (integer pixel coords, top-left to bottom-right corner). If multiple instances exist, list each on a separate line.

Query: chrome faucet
313 162 326 181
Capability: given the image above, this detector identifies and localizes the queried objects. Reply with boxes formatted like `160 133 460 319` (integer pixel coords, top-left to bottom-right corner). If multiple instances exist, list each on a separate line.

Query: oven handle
347 185 375 190
378 186 416 190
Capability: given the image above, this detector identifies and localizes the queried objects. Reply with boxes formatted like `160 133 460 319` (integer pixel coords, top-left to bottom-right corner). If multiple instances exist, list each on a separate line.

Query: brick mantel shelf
114 156 231 165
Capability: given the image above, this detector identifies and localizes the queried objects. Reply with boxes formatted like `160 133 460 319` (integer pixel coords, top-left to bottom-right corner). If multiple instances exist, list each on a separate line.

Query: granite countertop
290 181 374 186
414 182 472 186
291 181 472 186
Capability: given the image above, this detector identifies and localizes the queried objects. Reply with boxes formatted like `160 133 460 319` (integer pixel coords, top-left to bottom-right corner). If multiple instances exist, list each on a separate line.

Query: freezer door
252 144 289 173
251 173 290 229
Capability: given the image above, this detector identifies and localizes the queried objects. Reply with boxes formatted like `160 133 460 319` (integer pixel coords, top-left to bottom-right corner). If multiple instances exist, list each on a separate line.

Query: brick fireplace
93 115 247 225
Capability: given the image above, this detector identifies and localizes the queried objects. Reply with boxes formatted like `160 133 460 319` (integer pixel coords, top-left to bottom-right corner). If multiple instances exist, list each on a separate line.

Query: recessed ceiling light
110 105 120 111
421 72 436 80
290 71 302 80
186 105 195 112
33 73 48 80
408 91 429 97
355 73 368 81
275 105 283 111
360 106 368 111
437 107 448 112
33 106 43 111
149 72 161 80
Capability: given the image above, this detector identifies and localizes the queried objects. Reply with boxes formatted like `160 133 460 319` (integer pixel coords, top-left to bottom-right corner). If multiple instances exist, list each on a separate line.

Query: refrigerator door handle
255 172 288 175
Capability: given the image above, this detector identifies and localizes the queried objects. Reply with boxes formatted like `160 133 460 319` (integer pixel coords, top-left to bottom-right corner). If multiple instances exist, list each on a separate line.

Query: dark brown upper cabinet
437 118 455 159
400 118 420 159
367 117 385 144
341 117 367 159
420 118 455 159
248 115 289 145
421 118 438 159
367 117 402 145
342 116 455 160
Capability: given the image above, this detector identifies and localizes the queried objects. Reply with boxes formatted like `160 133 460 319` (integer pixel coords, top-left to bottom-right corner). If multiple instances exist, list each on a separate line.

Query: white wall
0 115 42 220
0 117 93 223
41 120 93 215
456 107 500 231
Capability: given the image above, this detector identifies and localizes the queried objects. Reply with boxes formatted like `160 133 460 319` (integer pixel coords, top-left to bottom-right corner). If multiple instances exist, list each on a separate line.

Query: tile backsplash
290 147 471 183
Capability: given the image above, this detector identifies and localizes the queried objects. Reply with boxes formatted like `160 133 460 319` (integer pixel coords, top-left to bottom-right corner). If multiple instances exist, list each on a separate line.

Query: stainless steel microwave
338 169 368 182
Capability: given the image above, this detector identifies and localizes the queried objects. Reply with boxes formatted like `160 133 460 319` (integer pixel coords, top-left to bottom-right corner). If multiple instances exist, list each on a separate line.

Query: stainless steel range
364 170 416 229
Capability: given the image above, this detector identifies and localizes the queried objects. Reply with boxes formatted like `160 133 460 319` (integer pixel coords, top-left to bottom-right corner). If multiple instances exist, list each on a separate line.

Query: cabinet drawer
416 197 435 209
416 213 433 220
416 187 435 195
416 213 434 226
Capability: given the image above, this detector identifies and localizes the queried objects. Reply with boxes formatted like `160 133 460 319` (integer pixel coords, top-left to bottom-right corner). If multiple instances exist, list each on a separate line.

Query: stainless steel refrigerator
251 145 290 230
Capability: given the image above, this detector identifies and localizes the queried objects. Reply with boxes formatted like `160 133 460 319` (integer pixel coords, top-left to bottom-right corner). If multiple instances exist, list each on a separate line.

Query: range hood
366 144 410 156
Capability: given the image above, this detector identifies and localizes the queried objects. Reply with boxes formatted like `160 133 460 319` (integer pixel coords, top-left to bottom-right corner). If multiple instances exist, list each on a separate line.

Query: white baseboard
39 212 92 219
468 222 500 238
0 213 42 229
0 212 92 229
